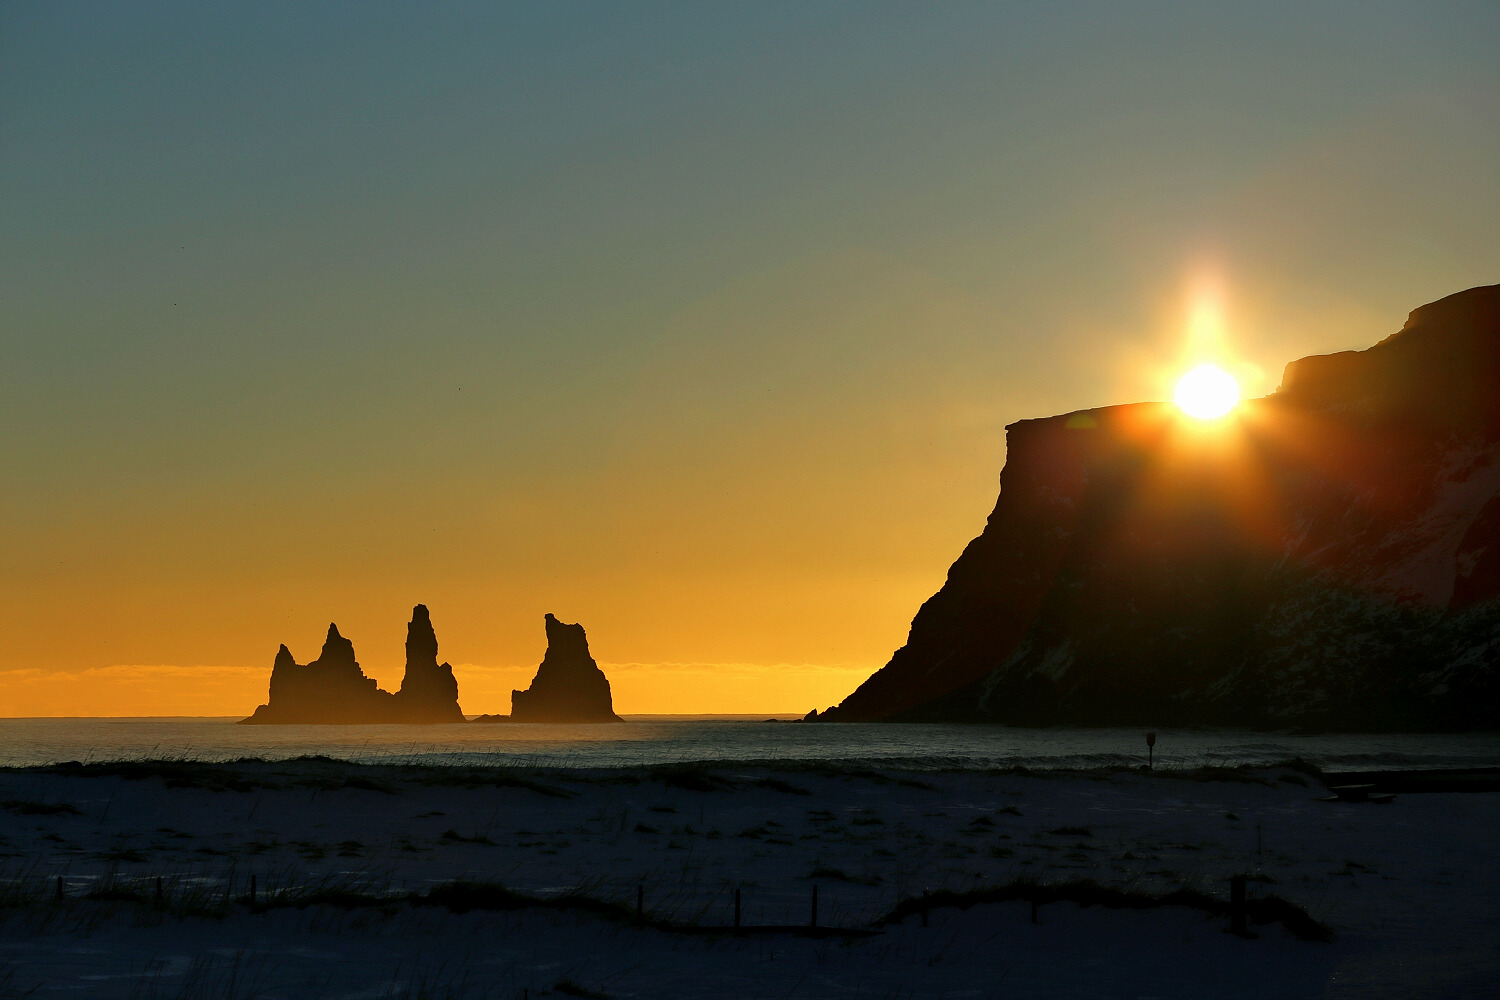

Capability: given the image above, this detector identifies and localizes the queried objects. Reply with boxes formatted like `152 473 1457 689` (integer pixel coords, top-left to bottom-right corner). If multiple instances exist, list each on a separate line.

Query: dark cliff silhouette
241 604 465 724
475 614 622 723
823 284 1500 730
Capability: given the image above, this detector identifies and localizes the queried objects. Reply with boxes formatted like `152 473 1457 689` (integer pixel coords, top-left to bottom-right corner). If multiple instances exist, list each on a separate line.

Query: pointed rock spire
405 604 439 671
317 623 357 668
394 604 464 722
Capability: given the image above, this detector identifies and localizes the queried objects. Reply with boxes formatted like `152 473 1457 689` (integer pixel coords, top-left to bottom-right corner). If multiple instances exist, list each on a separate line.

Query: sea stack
508 614 622 722
241 605 465 724
392 604 466 722
241 623 389 724
823 284 1500 730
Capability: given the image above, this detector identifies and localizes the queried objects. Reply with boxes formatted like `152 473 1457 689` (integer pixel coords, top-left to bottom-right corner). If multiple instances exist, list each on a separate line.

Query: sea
2 716 1499 772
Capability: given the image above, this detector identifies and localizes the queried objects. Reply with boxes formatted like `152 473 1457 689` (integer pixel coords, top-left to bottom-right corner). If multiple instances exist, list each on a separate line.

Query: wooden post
734 888 741 929
1146 732 1156 770
1230 874 1246 935
810 884 818 927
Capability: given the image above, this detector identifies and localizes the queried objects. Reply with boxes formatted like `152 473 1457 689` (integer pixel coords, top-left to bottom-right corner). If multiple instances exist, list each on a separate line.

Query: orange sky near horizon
0 660 877 719
4 5 1497 717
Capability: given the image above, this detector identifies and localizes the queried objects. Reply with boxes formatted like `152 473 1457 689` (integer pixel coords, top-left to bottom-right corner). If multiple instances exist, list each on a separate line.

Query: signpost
1146 732 1156 770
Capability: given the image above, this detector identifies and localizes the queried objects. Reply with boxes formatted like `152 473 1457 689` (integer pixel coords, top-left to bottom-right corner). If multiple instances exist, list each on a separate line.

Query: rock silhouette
823 284 1500 730
479 614 621 723
393 605 466 722
241 605 464 724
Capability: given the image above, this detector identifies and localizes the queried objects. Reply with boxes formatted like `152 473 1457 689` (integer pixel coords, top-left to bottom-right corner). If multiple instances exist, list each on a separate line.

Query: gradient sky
4 2 1498 716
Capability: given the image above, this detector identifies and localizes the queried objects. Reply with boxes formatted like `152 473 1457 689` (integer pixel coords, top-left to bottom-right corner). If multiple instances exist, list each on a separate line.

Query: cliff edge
823 284 1500 729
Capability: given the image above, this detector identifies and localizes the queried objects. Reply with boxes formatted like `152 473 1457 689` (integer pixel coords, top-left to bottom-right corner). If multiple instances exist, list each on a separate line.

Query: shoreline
5 718 1500 774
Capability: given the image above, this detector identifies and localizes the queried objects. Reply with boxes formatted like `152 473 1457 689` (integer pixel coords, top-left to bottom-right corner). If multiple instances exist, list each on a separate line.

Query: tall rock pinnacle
393 604 465 722
404 604 439 671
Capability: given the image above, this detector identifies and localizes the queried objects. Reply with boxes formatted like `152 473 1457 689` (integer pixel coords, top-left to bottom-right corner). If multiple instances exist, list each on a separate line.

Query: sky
3 2 1498 716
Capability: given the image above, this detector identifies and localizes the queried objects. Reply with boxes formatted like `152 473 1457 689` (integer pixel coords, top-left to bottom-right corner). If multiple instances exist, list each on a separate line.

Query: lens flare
1174 364 1239 419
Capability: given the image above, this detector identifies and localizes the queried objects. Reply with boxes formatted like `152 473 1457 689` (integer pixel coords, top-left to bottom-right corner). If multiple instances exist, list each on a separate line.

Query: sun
1174 364 1240 419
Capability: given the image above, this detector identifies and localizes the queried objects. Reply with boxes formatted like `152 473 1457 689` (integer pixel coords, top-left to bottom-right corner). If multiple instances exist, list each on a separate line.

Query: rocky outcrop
240 624 391 724
479 614 621 723
392 605 466 722
824 284 1500 730
241 605 465 724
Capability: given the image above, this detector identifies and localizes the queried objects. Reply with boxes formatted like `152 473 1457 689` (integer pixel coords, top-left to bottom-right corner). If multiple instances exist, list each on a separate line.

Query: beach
3 756 1497 998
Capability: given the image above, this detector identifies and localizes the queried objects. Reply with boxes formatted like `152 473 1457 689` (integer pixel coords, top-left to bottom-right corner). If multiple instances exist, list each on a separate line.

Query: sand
2 757 1496 998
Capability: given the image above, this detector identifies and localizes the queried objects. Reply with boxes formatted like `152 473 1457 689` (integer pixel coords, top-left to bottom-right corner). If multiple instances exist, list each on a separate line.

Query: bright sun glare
1174 364 1240 419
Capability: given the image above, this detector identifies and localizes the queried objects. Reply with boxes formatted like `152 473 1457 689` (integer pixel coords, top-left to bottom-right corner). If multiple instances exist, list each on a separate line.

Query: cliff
485 614 621 723
823 284 1500 729
241 604 465 724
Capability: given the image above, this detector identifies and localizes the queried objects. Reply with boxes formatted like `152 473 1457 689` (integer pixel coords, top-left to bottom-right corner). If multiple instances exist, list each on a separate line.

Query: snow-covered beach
3 755 1497 998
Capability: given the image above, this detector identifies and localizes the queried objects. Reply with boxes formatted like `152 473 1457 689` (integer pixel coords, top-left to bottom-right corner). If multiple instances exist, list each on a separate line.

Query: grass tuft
879 879 1333 942
438 829 496 845
1 799 81 816
649 767 731 792
42 759 262 793
752 777 811 796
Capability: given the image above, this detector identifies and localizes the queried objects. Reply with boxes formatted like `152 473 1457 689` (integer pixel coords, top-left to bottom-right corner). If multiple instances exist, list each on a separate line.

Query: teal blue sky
3 2 1498 713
